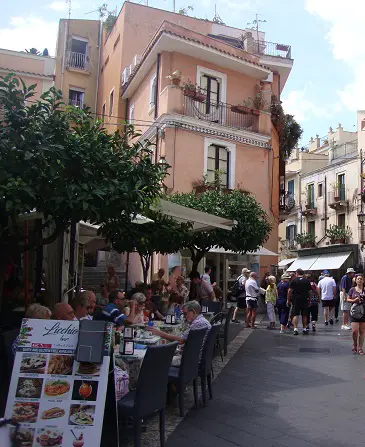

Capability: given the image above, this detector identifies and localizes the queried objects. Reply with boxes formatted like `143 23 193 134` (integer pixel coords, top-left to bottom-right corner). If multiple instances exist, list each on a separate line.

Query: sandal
359 349 364 356
352 345 358 354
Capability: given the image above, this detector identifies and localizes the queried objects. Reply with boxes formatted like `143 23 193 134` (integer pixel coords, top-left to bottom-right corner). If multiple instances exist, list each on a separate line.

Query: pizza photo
20 354 47 374
12 402 40 423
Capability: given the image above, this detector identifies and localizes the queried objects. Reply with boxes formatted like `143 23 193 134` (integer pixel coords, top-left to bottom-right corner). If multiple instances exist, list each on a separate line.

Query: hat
323 270 330 275
346 268 356 274
242 268 251 274
281 273 291 280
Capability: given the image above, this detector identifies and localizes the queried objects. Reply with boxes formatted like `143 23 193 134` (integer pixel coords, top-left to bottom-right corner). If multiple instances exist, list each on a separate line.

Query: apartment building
279 121 365 274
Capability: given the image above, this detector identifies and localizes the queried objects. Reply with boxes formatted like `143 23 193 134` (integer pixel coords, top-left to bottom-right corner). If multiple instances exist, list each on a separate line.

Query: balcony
328 187 348 210
281 239 298 251
66 51 88 71
253 40 292 59
279 191 295 222
302 202 317 217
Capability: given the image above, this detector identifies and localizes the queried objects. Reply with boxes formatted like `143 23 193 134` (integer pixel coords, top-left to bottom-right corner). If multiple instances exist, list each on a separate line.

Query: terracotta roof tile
0 66 54 79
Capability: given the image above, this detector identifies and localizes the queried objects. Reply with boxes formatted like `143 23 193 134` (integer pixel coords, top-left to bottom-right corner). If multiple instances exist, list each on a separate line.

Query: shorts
308 304 319 322
340 292 351 311
321 299 335 307
246 299 258 309
291 298 309 317
237 296 247 309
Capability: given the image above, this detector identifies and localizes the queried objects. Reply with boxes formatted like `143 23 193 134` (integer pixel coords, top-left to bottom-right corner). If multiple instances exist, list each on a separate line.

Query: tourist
245 272 260 329
168 266 182 292
101 290 136 326
52 303 76 321
333 276 340 322
265 275 277 330
152 268 166 283
201 266 216 286
131 292 147 323
340 267 355 330
189 271 215 301
97 282 109 306
287 268 312 335
232 268 250 325
166 292 183 315
346 274 365 355
71 293 91 320
149 300 211 365
306 274 319 332
277 273 291 333
105 264 120 293
84 290 96 315
317 270 336 325
176 276 189 303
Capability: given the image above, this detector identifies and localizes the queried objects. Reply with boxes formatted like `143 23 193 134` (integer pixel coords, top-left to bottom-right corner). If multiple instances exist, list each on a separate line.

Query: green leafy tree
169 189 272 273
101 211 190 283
0 74 167 297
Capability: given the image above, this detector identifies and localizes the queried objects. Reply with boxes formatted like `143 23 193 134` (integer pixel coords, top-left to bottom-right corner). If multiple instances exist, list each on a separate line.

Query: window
149 74 157 110
68 88 84 108
338 213 345 228
129 104 134 124
337 174 345 200
101 103 106 122
109 90 114 117
68 37 88 70
104 56 109 68
113 35 120 51
287 179 294 196
307 184 315 208
318 183 323 198
200 74 220 114
207 144 229 188
286 224 296 241
308 221 315 237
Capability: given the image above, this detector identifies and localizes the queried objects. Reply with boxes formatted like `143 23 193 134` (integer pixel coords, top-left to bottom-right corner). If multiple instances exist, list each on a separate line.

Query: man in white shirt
317 270 337 325
245 272 260 328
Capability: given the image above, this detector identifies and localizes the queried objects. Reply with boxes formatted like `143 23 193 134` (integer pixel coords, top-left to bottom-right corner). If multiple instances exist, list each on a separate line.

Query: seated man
101 290 136 326
149 300 211 365
52 303 76 321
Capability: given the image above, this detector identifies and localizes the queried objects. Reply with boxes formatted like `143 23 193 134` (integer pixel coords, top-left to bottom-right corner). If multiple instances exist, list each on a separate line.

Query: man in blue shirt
101 290 137 326
340 268 355 330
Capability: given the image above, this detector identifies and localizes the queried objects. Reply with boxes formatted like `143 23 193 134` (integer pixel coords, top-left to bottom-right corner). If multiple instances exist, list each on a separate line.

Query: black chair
219 305 234 356
199 324 221 406
168 327 208 417
210 312 224 325
201 300 222 315
118 341 178 447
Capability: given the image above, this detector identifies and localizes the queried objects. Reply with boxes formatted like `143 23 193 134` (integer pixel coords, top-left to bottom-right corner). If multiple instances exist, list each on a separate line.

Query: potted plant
325 224 352 244
166 70 182 86
330 181 341 201
183 80 206 102
295 232 316 248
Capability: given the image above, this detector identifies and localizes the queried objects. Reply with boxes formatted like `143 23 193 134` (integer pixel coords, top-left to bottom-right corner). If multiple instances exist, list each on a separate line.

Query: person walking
346 274 365 355
265 276 277 329
232 268 250 325
277 273 291 333
340 267 355 330
317 270 336 325
245 272 260 328
287 268 312 335
306 274 319 332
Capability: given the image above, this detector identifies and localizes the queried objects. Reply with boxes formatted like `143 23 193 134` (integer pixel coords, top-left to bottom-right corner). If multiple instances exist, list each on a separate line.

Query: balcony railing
332 141 357 160
183 96 259 133
66 51 88 70
281 239 298 251
253 40 292 59
328 186 347 209
68 99 84 108
279 192 295 213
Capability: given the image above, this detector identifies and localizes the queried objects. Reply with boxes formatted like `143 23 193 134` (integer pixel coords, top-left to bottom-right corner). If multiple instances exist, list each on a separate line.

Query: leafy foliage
169 189 272 272
325 225 352 241
271 95 303 160
0 74 167 260
295 232 316 247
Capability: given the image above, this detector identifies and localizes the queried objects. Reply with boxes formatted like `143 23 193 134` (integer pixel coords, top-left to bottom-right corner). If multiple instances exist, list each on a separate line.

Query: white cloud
0 17 58 56
305 0 365 111
48 1 80 12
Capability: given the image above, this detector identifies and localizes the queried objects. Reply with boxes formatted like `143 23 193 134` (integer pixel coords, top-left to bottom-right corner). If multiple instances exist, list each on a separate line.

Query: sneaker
325 321 329 326
335 318 339 323
293 329 299 336
303 329 309 335
341 324 352 330
329 319 334 325
232 319 240 324
312 325 316 332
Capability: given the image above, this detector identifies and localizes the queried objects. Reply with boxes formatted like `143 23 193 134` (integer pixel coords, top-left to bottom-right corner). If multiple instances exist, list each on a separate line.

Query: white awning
278 258 297 268
286 256 319 272
156 199 234 232
308 252 352 271
209 246 278 256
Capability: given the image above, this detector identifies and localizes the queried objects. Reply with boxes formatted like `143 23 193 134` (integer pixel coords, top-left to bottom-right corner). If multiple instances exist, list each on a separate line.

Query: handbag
350 302 365 319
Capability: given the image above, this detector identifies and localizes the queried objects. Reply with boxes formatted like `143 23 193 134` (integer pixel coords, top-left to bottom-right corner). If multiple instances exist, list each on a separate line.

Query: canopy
209 246 278 256
308 252 352 271
286 256 319 272
278 258 297 268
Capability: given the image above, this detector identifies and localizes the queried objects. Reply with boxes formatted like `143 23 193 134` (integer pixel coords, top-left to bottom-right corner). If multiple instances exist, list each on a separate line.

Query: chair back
201 300 222 314
223 305 234 336
179 327 208 384
210 312 224 325
135 341 178 416
200 324 221 373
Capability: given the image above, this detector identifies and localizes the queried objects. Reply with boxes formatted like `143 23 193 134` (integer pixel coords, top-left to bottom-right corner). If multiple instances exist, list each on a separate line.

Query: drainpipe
154 53 161 120
324 175 328 234
60 21 68 95
94 20 102 117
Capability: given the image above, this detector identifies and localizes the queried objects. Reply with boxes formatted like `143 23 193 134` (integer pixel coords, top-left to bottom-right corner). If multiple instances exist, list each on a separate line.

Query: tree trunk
190 250 205 275
139 254 151 284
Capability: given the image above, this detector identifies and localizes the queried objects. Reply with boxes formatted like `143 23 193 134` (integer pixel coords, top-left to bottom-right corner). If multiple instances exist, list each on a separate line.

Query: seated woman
130 292 147 323
166 293 183 316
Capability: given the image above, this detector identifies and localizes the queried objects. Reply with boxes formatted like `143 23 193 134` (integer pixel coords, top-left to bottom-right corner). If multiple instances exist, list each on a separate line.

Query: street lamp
358 211 365 226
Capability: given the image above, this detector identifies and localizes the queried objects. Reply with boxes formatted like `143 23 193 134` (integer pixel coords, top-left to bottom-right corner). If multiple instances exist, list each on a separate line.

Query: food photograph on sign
39 400 68 422
74 361 101 377
43 379 71 399
16 378 43 399
20 353 48 374
35 428 63 447
69 404 95 426
72 380 99 402
47 354 74 375
11 401 40 423
10 426 35 447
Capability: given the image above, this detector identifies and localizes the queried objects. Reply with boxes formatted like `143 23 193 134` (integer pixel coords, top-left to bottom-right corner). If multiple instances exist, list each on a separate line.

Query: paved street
167 318 365 447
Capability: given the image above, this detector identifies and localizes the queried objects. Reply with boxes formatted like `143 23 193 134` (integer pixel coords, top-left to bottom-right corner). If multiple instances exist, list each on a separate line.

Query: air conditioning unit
121 66 131 85
132 54 142 68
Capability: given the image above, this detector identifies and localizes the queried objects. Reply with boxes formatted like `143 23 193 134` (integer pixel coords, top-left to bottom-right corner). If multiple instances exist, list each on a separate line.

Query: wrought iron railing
253 40 292 59
279 192 295 212
282 239 297 251
66 51 88 70
183 96 259 133
328 186 346 203
332 141 357 159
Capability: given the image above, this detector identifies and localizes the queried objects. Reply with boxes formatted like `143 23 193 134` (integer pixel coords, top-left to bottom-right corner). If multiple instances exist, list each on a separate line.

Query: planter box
231 105 260 116
330 238 346 244
183 90 206 102
300 243 315 248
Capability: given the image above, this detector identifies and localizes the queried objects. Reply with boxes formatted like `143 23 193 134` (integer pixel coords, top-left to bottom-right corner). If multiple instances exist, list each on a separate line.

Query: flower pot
251 109 261 116
334 196 340 201
184 89 196 98
194 93 207 103
305 204 311 210
171 78 181 86
231 105 252 115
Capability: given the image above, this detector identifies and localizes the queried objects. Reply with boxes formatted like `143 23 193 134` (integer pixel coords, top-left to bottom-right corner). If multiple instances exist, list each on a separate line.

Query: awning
278 258 297 268
156 199 234 231
209 246 278 256
286 256 319 272
308 252 352 271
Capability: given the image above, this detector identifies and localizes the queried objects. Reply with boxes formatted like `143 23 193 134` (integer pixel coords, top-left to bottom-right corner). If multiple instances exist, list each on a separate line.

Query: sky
0 0 364 144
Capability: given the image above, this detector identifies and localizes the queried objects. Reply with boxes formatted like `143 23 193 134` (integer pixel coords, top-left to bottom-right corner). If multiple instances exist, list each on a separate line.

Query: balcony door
69 37 88 69
200 74 220 114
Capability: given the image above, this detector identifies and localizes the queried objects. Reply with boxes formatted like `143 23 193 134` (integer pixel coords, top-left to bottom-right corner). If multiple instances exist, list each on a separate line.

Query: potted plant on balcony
330 181 341 201
166 70 182 86
325 224 352 244
183 80 206 102
295 232 316 249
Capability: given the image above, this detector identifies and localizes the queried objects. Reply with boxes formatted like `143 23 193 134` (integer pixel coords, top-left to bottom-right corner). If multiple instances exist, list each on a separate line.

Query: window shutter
286 226 290 240
294 225 297 238
226 150 230 188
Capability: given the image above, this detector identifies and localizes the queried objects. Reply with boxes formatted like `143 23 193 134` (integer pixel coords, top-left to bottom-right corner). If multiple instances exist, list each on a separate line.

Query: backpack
231 275 245 298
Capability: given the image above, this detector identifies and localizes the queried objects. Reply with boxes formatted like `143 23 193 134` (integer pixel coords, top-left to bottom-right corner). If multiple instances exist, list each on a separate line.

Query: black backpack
231 275 245 298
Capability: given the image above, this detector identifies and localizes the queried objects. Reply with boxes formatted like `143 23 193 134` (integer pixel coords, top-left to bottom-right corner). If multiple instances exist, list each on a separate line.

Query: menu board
5 319 112 447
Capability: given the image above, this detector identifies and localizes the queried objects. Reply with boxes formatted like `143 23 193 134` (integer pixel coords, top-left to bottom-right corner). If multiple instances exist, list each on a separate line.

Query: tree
100 211 190 283
169 189 272 273
178 5 194 15
0 74 167 296
25 48 40 55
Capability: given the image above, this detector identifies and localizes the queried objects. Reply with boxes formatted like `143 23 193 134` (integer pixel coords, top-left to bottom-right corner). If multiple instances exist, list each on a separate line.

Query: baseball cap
323 270 330 275
242 268 251 274
346 268 356 274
